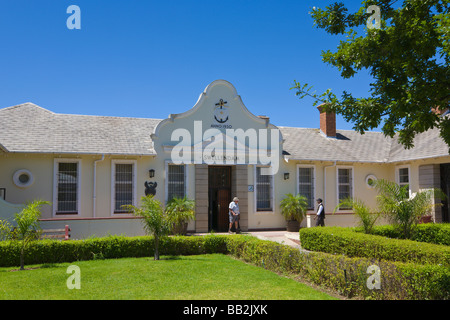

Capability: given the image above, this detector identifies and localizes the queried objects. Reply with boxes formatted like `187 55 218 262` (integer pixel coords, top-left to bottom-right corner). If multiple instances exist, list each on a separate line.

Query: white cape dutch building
0 80 449 238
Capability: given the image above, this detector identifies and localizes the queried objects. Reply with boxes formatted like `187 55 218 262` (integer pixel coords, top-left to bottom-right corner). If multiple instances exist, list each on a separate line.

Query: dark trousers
315 215 325 227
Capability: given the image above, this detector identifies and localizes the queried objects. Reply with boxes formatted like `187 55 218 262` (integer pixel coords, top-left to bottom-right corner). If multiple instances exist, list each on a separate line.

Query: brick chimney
317 104 336 138
431 106 448 115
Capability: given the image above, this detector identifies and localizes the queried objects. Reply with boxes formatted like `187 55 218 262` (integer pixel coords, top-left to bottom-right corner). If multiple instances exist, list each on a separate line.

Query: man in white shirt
314 198 325 227
228 197 240 233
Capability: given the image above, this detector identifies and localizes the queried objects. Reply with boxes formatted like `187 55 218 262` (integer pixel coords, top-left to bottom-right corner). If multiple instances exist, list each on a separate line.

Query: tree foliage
124 195 171 260
373 178 444 239
0 199 50 270
292 0 449 150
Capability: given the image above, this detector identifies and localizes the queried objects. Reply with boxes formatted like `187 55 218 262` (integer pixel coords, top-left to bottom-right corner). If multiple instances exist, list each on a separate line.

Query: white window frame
165 161 188 203
297 164 316 211
53 158 81 217
336 166 354 211
111 159 137 215
396 164 411 198
254 165 274 213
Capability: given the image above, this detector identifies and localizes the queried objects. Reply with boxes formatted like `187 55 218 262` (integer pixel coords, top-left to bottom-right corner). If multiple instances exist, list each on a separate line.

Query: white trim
12 169 34 188
296 164 316 211
254 165 274 214
111 159 137 216
336 165 354 211
395 164 411 197
365 174 377 189
165 160 188 203
53 158 81 217
151 80 275 140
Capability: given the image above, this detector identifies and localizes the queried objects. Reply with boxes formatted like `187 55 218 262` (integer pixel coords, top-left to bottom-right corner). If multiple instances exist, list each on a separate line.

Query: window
167 164 185 201
55 161 79 214
256 166 273 211
298 166 315 210
337 167 353 210
113 162 135 213
397 166 410 197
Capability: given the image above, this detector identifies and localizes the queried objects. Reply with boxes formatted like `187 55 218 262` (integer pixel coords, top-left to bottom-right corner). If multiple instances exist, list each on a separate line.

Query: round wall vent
13 169 34 188
365 174 377 188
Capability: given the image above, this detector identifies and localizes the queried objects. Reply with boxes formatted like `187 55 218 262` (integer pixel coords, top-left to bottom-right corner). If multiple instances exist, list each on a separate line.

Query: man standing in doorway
314 198 325 227
229 197 240 234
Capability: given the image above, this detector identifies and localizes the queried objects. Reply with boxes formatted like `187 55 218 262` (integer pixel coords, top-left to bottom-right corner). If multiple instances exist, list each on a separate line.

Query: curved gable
151 80 283 167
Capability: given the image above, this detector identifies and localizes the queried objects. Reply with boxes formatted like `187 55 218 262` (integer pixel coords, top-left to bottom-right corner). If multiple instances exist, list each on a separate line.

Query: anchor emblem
214 99 229 124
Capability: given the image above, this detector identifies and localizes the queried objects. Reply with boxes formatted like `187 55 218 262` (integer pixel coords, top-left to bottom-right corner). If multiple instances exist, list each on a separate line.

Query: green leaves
279 193 308 222
0 199 50 270
373 178 446 239
295 0 450 150
13 200 49 241
334 197 380 234
165 196 196 228
124 195 171 238
124 195 171 260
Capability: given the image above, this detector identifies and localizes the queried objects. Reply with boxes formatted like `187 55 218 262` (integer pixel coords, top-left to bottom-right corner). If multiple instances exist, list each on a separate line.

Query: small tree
334 197 380 234
124 195 170 260
165 196 195 235
373 179 444 239
0 200 50 270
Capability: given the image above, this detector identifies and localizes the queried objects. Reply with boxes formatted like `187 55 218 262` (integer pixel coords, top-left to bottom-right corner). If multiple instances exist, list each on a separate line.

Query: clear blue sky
0 0 376 131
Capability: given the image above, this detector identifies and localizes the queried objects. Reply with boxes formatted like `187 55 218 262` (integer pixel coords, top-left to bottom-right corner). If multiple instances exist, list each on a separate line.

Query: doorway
208 166 232 232
441 164 450 222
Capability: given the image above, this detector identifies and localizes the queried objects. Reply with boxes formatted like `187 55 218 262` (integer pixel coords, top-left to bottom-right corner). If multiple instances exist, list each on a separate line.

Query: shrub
1 233 448 299
373 179 444 239
299 226 450 266
225 234 450 300
334 197 380 234
370 223 450 246
0 234 228 267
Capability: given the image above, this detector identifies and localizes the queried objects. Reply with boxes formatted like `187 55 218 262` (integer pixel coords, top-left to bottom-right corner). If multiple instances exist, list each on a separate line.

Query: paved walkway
247 230 303 249
195 230 304 250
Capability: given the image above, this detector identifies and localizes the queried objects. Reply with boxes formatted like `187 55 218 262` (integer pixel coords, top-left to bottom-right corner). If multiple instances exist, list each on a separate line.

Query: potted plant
280 193 308 232
165 196 196 235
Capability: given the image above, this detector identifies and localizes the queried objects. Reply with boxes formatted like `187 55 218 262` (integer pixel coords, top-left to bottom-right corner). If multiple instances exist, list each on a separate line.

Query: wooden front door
208 166 232 232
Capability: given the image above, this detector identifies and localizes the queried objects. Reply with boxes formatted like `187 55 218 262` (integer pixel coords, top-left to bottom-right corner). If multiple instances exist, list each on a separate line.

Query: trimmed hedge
225 235 450 300
369 223 450 246
0 235 228 267
299 227 450 266
1 234 449 299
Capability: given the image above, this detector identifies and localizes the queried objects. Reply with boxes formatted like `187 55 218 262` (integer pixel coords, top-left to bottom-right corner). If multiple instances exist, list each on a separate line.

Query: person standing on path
314 198 325 227
228 197 240 233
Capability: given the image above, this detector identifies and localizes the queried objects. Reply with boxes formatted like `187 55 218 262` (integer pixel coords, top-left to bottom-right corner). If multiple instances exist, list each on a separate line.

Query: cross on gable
215 99 228 108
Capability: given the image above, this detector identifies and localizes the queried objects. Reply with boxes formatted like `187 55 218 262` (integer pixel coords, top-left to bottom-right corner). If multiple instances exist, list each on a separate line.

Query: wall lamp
149 169 155 178
284 172 290 180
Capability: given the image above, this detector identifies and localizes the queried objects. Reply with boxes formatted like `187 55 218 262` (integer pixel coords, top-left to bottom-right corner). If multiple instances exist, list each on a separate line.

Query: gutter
93 154 105 218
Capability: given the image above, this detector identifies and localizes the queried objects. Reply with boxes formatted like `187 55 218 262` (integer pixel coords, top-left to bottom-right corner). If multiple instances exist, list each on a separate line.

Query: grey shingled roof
279 127 393 163
388 127 449 162
279 124 448 163
0 103 448 162
0 103 161 155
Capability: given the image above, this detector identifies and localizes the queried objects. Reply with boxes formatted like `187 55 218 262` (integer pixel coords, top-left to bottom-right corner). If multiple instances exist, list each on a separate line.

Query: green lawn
0 254 337 300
